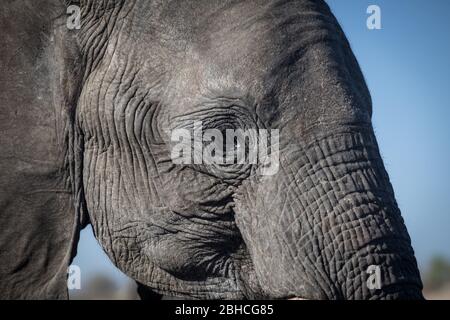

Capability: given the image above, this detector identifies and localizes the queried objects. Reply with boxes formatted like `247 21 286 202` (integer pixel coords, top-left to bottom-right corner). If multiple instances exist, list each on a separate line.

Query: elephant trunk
236 128 423 299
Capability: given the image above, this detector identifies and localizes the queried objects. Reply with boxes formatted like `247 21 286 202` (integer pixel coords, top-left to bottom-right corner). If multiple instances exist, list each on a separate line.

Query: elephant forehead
157 0 342 112
192 1 338 77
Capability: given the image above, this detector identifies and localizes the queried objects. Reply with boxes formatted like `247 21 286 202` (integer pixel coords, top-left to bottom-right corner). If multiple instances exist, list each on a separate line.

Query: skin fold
0 0 423 299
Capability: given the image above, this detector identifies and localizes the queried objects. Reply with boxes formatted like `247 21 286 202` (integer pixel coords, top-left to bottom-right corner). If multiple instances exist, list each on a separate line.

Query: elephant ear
0 1 85 299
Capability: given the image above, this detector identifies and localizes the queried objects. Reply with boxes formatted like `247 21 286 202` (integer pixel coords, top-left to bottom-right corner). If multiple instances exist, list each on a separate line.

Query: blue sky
73 0 450 287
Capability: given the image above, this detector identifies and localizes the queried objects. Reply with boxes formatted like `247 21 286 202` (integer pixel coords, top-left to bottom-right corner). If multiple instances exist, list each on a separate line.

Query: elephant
0 0 423 299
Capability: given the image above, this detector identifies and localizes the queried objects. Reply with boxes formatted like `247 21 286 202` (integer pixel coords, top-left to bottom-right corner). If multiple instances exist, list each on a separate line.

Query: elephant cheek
235 131 423 300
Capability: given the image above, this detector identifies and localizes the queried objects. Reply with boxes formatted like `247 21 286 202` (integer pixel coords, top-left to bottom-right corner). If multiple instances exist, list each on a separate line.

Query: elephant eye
182 105 259 179
223 131 240 151
219 128 255 165
221 135 238 162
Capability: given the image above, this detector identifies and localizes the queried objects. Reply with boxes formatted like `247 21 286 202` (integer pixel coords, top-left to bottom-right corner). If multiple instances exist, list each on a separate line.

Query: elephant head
0 0 423 299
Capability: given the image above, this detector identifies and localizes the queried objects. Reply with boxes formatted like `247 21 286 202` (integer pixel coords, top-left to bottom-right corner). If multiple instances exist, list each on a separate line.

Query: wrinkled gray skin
0 0 423 299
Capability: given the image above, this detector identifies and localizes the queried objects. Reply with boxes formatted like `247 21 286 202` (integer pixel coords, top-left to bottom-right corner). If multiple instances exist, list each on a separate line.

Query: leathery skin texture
0 0 423 299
